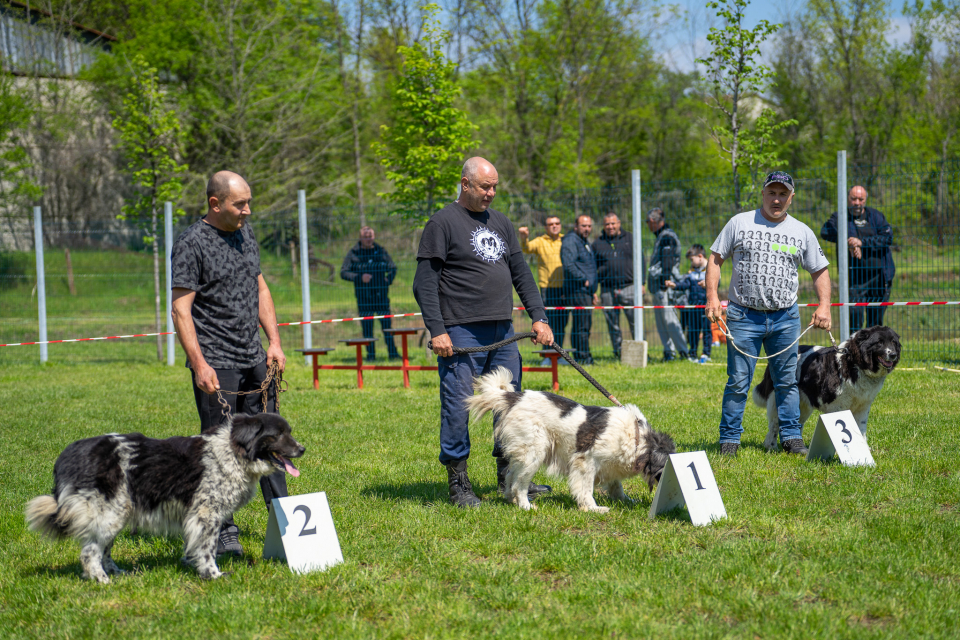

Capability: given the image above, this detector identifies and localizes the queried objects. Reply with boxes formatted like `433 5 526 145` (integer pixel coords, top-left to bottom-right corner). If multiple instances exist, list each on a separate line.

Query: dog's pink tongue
282 457 300 477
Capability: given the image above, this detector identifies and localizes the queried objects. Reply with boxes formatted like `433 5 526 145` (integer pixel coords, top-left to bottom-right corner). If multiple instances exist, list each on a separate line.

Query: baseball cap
763 171 795 192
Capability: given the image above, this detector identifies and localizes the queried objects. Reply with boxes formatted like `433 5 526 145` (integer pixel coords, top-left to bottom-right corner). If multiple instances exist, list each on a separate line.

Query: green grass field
3 357 959 639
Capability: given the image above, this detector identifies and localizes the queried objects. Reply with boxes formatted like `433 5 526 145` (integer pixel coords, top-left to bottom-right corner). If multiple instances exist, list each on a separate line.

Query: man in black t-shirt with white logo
413 157 554 508
171 171 288 556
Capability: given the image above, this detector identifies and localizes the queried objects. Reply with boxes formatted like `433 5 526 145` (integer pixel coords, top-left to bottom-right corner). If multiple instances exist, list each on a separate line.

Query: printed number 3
293 505 317 536
837 419 853 445
688 462 706 491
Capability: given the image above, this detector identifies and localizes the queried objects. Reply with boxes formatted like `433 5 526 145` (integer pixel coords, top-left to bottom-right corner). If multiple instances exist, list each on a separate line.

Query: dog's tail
464 366 519 423
25 495 67 540
752 367 775 408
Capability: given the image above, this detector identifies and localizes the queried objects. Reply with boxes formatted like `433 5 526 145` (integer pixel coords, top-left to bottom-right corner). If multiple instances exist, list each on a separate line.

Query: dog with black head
466 367 676 512
25 413 304 583
753 325 901 449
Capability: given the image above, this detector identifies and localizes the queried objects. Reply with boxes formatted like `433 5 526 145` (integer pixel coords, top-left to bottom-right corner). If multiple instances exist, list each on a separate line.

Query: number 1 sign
806 410 875 467
263 492 344 574
648 451 727 526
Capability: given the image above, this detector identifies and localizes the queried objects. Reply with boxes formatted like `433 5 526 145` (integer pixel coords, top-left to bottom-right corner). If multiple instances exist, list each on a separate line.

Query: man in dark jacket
821 186 895 330
646 208 689 361
561 215 597 364
593 213 639 359
340 226 400 361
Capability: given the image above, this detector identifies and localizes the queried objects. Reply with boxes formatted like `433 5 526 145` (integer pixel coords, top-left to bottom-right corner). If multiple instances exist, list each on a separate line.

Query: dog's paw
519 502 537 511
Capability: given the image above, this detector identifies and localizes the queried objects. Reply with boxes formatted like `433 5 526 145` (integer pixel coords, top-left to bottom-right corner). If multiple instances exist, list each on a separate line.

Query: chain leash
209 360 286 418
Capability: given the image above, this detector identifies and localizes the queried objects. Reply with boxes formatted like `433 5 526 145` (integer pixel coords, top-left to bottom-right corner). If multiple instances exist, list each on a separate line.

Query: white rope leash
716 317 838 361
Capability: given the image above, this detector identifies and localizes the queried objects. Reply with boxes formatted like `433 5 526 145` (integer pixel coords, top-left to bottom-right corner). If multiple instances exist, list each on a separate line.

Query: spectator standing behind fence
413 157 553 508
340 226 400 361
666 244 711 363
705 171 833 458
171 170 288 557
593 212 639 360
519 216 567 355
820 186 895 330
646 208 689 361
561 215 597 364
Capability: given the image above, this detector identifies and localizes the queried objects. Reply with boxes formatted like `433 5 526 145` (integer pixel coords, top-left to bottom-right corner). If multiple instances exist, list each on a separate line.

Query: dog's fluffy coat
25 413 304 583
466 367 675 512
753 325 901 449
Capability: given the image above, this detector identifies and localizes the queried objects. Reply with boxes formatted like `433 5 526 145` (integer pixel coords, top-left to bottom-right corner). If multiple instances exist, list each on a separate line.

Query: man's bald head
458 157 499 212
207 171 248 210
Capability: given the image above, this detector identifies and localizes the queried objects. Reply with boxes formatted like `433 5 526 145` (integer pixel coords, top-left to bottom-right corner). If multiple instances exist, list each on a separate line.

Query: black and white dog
25 413 305 583
466 367 675 512
753 325 901 450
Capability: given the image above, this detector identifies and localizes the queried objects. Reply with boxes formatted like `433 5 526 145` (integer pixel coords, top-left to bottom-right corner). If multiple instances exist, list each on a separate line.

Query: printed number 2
293 505 317 536
687 462 706 491
837 419 853 445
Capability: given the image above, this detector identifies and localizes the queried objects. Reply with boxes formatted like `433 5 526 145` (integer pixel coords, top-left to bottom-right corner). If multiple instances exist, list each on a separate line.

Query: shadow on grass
361 480 450 504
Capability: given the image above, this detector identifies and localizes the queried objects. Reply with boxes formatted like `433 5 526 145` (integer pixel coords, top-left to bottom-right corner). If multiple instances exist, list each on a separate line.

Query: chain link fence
1 160 957 366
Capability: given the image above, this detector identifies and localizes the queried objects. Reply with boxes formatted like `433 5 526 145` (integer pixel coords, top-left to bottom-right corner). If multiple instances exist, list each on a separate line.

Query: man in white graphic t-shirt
704 171 833 458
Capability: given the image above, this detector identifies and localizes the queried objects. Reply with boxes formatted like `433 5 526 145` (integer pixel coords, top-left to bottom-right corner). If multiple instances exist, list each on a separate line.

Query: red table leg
551 355 559 391
401 334 410 388
312 355 319 390
355 343 364 389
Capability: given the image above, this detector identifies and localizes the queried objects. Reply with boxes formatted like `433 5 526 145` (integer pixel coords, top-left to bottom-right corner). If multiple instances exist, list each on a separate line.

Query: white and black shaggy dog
753 325 901 450
25 413 304 583
465 367 676 512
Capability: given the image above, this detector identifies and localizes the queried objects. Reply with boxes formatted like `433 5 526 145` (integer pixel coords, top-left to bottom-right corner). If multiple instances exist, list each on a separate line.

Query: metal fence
1 159 958 366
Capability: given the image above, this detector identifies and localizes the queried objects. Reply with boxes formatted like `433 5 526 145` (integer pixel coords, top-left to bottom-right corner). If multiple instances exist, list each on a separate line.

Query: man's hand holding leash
431 333 455 358
532 321 554 347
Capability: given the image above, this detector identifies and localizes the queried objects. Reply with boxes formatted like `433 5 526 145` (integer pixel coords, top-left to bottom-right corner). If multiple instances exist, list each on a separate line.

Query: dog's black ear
230 414 265 461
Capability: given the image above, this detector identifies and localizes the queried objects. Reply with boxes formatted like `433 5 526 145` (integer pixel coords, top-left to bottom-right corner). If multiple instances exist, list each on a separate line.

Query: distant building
0 0 113 78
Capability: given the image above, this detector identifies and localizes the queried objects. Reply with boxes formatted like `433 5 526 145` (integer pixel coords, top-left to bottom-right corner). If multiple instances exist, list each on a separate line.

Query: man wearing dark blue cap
704 171 833 457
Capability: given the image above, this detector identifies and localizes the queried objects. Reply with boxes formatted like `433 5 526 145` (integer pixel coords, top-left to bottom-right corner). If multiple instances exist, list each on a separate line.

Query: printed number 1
293 505 317 536
837 419 853 445
688 462 706 491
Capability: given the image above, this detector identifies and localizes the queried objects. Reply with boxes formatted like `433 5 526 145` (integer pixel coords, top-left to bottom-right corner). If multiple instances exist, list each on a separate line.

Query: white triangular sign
263 492 344 574
648 451 727 526
806 410 875 467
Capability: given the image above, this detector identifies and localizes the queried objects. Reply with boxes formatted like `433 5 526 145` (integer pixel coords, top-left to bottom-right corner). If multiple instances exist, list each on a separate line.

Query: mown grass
3 356 959 639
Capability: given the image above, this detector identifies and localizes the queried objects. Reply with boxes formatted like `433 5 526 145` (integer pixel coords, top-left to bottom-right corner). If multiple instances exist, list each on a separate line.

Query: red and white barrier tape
1 301 958 347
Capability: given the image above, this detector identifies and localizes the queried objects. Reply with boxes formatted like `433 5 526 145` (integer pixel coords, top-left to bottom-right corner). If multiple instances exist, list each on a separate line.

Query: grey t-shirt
711 209 829 311
171 219 266 369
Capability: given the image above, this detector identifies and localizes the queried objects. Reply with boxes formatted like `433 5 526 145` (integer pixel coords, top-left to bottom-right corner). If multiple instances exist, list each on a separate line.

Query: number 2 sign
263 492 344 574
648 451 727 526
806 410 875 467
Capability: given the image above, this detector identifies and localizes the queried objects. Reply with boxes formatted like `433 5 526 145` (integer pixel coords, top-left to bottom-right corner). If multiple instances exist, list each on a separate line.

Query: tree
112 55 187 361
0 73 43 248
697 0 793 210
372 3 479 219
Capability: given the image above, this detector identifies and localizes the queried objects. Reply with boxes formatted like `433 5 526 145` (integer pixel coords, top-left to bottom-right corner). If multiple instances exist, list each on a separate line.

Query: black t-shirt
415 202 538 329
171 218 266 369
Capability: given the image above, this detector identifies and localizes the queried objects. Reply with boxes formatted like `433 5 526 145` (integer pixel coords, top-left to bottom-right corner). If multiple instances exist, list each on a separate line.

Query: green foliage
111 54 187 239
698 0 794 210
0 74 43 212
738 108 799 202
372 4 479 219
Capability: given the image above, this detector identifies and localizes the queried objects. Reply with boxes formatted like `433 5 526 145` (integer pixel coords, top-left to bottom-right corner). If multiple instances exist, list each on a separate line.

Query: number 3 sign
806 410 875 467
263 492 344 574
648 451 727 526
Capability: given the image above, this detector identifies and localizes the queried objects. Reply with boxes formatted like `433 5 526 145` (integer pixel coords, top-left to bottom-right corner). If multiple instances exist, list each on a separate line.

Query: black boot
445 459 481 508
496 457 552 500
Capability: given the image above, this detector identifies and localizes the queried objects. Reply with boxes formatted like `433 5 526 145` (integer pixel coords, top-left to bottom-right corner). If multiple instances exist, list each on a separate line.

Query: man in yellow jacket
519 215 567 350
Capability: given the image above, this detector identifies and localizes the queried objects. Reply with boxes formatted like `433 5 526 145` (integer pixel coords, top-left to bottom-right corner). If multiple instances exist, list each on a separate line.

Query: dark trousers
358 302 399 358
600 288 636 357
542 287 567 349
849 272 892 330
191 360 287 528
564 289 594 363
680 310 712 357
437 321 519 464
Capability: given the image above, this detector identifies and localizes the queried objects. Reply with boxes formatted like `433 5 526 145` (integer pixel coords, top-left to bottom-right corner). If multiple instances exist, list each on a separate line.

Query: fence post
165 202 175 366
33 206 48 363
632 169 644 341
837 151 849 341
298 190 312 365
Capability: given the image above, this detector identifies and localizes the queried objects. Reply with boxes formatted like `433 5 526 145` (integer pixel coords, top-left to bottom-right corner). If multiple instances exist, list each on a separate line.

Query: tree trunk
152 201 162 361
64 247 76 295
353 0 366 226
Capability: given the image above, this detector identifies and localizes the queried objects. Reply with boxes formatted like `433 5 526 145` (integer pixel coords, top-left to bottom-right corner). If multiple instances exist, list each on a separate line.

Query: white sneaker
699 355 711 364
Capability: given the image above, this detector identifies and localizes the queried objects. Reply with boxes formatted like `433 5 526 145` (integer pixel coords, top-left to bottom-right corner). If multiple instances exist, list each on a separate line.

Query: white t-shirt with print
710 209 829 311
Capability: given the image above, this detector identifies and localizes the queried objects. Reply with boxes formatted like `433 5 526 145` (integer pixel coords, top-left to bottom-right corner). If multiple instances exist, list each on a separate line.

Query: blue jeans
437 321 521 464
719 303 801 445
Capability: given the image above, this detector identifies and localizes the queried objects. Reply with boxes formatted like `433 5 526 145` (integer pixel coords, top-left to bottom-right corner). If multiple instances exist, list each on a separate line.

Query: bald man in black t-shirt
413 157 554 508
